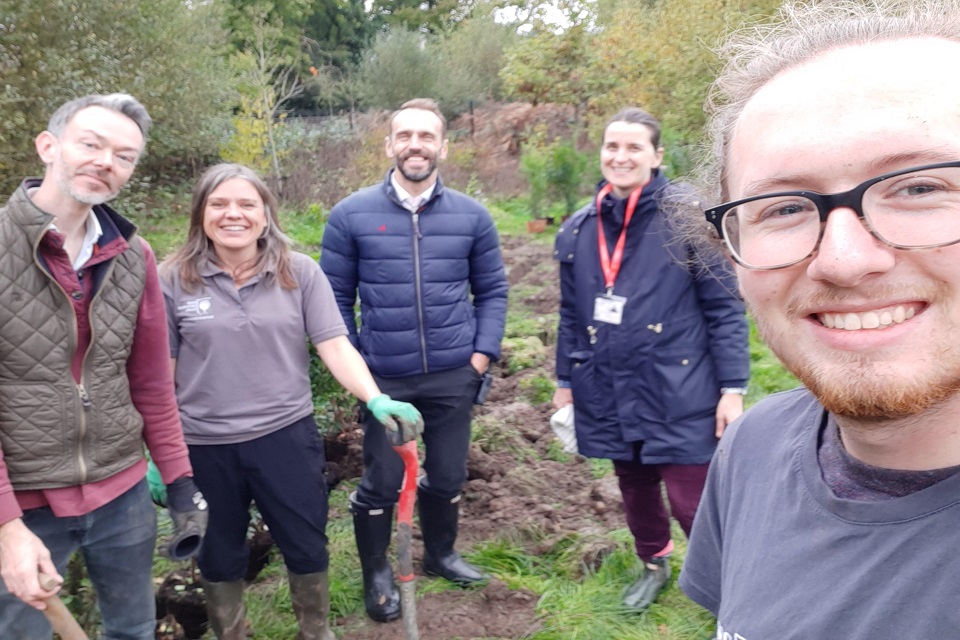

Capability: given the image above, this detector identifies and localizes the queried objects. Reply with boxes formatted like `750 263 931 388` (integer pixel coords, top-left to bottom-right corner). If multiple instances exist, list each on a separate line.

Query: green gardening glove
366 394 424 446
146 453 167 506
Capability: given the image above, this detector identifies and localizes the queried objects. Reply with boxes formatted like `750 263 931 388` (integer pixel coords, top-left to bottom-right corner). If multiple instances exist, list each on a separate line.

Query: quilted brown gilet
0 183 147 490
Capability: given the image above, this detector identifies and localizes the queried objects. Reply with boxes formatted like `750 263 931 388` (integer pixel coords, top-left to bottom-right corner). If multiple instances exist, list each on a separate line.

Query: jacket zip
75 258 116 484
412 211 429 372
32 233 93 483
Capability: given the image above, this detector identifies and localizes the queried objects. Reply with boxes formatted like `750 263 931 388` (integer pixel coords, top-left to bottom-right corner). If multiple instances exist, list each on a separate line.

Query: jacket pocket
650 346 718 422
0 383 66 477
569 351 604 416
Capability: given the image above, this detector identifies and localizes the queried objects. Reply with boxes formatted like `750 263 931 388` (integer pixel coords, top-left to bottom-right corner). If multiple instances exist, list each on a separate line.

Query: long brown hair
161 163 296 292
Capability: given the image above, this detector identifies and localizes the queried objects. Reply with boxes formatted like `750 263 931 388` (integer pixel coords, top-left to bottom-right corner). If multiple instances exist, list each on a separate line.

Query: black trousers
189 415 330 581
357 364 482 508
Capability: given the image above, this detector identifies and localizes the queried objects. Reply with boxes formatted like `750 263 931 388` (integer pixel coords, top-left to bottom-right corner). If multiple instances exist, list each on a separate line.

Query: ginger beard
750 285 960 421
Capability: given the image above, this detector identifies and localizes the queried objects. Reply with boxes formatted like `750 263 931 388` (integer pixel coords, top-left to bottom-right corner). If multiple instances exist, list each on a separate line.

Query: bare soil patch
339 579 541 640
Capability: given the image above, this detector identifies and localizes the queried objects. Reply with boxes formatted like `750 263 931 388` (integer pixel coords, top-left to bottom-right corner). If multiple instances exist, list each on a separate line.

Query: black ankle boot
417 487 487 586
350 493 401 623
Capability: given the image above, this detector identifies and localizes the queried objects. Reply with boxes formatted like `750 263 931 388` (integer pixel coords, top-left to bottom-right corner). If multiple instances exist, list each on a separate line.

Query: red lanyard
595 181 646 292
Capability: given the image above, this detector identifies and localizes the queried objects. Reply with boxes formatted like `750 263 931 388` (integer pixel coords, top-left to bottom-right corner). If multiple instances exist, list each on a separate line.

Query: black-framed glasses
704 160 960 270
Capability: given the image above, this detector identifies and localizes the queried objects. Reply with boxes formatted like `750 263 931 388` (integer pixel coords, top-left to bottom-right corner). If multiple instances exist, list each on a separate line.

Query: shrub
546 139 589 215
519 145 550 218
308 345 355 433
520 134 590 218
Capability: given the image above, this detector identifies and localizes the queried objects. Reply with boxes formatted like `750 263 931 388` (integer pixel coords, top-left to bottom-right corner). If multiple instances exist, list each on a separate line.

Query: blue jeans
0 479 157 640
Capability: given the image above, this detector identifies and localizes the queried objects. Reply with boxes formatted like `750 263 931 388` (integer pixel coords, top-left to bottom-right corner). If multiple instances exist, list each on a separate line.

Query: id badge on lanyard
593 292 627 325
592 182 646 325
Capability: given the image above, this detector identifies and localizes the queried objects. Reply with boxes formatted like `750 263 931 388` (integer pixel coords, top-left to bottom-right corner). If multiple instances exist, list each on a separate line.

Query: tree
224 0 376 115
434 11 517 105
304 0 377 69
0 0 234 192
587 0 782 143
223 8 311 190
356 28 441 110
370 0 469 33
495 0 596 32
222 0 311 54
500 23 594 112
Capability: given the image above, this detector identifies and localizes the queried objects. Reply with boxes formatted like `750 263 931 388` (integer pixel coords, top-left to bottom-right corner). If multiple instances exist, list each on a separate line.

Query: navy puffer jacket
555 174 749 463
321 171 508 378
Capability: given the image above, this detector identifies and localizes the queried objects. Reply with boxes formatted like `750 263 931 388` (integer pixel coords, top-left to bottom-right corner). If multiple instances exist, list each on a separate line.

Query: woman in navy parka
552 108 749 610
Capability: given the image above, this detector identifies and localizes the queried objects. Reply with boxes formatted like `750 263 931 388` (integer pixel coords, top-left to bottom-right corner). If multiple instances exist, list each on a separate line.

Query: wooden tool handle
38 573 89 640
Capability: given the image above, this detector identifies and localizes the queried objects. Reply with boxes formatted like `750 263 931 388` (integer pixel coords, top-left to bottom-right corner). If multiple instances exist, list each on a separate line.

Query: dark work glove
163 477 208 561
366 393 424 447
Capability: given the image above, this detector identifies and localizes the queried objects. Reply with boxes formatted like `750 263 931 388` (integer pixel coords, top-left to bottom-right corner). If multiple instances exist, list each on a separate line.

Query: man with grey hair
678 1 960 637
0 94 205 639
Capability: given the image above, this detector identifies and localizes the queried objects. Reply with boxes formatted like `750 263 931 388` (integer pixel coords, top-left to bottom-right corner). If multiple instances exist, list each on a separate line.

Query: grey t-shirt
680 388 960 639
163 252 347 445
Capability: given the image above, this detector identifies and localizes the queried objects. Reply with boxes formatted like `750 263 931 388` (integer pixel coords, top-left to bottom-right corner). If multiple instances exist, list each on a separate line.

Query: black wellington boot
350 493 401 623
417 487 487 586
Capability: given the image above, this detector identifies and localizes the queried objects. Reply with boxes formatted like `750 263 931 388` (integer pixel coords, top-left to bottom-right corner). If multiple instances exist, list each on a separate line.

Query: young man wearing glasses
678 1 960 637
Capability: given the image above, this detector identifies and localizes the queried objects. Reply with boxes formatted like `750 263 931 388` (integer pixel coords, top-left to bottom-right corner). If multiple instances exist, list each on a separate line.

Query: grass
519 374 556 405
463 527 716 640
280 203 327 257
124 194 799 639
487 198 574 240
746 319 800 407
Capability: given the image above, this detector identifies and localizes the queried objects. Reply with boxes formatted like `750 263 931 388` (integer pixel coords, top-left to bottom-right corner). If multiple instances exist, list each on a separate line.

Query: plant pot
156 572 208 640
526 218 548 233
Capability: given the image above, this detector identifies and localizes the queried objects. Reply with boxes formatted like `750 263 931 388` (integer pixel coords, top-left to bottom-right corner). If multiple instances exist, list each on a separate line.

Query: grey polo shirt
162 252 347 445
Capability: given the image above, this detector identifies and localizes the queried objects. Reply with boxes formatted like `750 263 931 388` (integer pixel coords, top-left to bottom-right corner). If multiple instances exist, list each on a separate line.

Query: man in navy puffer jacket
321 98 507 623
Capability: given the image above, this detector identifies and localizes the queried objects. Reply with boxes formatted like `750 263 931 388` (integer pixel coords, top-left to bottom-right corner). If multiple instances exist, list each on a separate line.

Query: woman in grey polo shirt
160 163 422 640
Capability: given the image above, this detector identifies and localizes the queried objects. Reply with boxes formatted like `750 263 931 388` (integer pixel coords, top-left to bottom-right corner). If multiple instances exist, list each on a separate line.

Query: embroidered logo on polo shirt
178 297 215 321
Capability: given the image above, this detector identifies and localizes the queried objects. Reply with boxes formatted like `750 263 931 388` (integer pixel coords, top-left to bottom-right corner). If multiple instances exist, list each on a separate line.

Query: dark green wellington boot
201 579 246 640
622 556 671 611
288 570 336 640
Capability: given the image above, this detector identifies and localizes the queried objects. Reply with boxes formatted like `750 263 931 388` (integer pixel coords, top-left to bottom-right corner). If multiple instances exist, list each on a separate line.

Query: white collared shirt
391 172 435 213
48 211 103 270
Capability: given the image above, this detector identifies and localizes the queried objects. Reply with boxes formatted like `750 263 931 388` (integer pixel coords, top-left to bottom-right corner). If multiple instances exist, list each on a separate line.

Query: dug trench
157 236 630 639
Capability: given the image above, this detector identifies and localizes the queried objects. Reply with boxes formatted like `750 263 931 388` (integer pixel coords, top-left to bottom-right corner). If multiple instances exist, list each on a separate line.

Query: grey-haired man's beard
54 158 119 206
57 176 117 205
